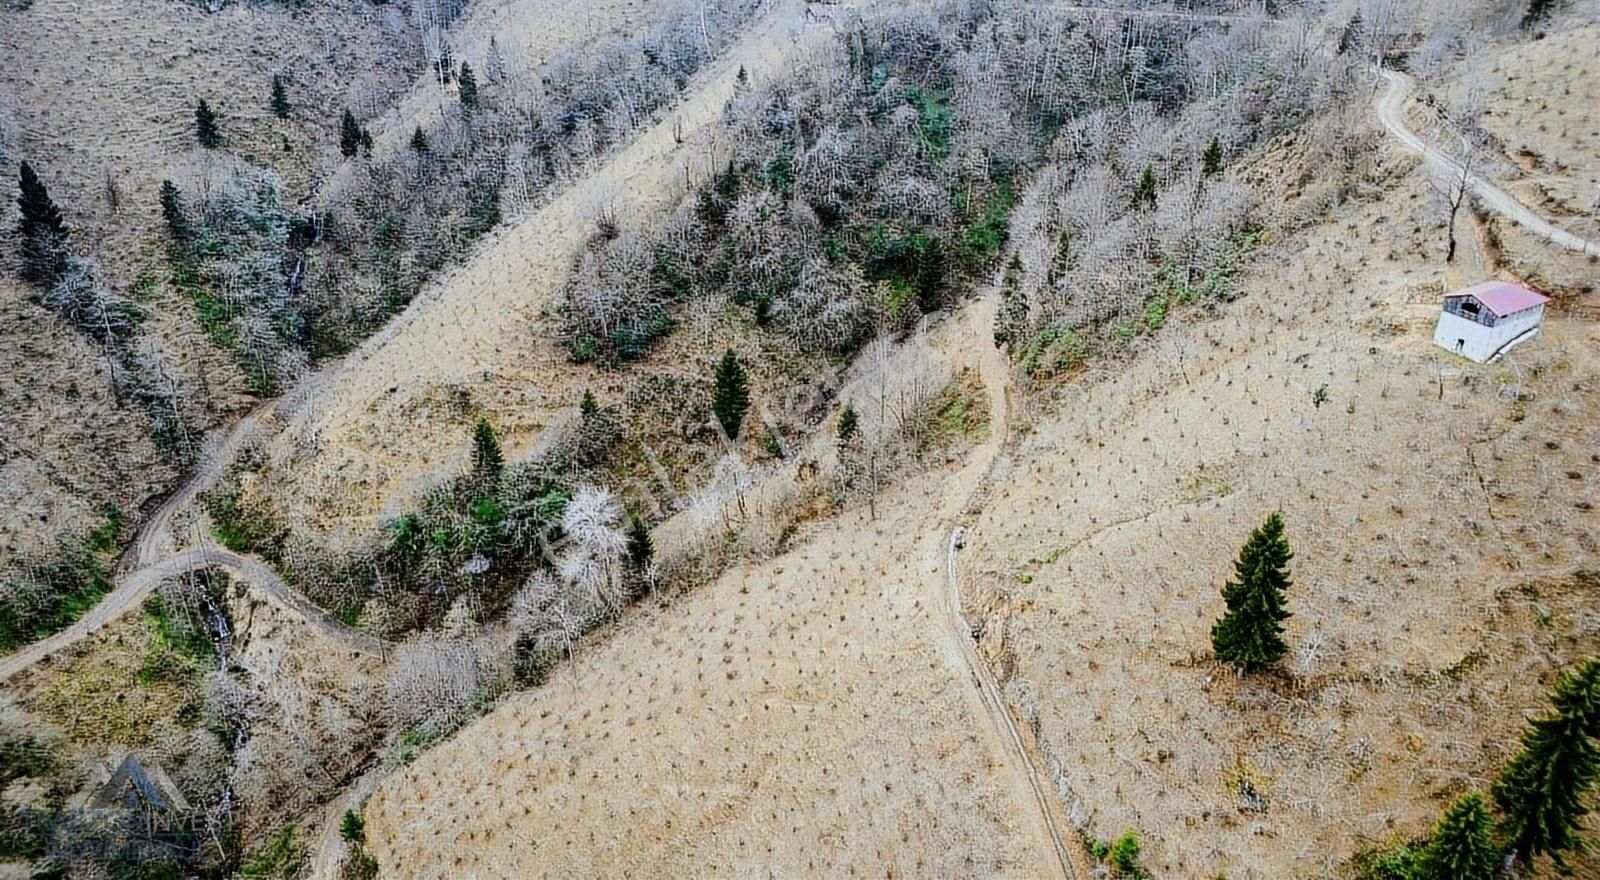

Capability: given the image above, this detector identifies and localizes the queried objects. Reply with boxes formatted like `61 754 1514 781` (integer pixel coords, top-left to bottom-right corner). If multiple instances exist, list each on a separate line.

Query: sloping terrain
959 132 1599 876
362 301 1067 878
253 0 844 549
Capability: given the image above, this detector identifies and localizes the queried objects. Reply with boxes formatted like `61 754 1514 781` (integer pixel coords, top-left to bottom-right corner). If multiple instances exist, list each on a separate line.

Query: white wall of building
1433 305 1544 363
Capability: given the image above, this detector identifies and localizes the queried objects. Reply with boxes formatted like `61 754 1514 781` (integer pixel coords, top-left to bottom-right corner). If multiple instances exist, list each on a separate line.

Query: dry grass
960 152 1600 877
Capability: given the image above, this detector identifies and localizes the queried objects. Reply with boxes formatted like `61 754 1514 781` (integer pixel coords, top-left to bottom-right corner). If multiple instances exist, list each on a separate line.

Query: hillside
3 2 1599 879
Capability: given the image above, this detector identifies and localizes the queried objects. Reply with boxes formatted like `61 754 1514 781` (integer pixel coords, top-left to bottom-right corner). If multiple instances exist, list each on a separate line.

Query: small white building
1433 280 1549 363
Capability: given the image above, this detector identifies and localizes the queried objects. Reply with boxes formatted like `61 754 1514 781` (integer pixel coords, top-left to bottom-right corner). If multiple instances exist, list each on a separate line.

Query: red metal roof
1449 280 1549 316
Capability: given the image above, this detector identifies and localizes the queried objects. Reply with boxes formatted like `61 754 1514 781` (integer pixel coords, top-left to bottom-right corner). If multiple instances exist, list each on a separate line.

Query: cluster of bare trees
312 0 767 355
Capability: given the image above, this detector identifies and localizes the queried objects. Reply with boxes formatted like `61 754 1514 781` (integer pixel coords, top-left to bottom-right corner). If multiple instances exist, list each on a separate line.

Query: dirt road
924 296 1089 880
0 544 380 682
1375 67 1599 256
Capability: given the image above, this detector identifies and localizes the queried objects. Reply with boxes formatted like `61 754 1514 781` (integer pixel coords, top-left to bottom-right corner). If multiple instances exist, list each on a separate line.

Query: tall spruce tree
995 252 1028 348
339 109 363 158
270 74 290 119
410 126 429 154
195 99 222 149
159 180 189 244
470 417 504 483
1492 658 1600 873
1210 512 1293 672
458 62 479 112
580 390 599 418
1416 792 1500 880
16 161 69 283
1202 136 1224 177
712 350 750 439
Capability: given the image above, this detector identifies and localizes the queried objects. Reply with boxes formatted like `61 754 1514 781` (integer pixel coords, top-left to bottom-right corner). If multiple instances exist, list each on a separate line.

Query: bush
0 506 122 654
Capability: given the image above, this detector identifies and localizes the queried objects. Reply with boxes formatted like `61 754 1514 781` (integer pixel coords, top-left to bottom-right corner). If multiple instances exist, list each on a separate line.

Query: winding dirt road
1375 67 1599 256
923 296 1089 880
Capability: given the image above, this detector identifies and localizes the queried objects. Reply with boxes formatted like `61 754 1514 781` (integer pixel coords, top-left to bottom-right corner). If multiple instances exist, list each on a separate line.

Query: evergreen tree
1522 0 1556 29
339 810 365 845
458 62 479 112
580 390 599 418
626 512 653 570
339 109 363 158
16 161 69 283
1337 11 1364 56
1492 658 1600 872
194 99 222 149
1202 135 1224 177
837 403 858 443
995 252 1028 349
270 74 290 119
1131 164 1158 210
470 417 504 483
159 180 189 244
1415 792 1499 880
1210 512 1293 672
360 127 374 155
711 349 750 439
409 126 429 154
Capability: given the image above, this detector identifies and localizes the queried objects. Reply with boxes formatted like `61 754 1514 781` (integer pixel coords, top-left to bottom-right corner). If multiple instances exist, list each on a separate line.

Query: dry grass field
958 136 1599 876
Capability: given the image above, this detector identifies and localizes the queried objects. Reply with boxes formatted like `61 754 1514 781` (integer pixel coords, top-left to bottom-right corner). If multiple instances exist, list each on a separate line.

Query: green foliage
194 99 222 149
0 506 121 654
410 125 429 154
1352 841 1420 880
339 810 366 845
1492 658 1600 872
995 253 1028 348
340 109 363 158
905 85 954 164
1107 828 1147 878
205 482 283 555
955 181 1017 275
712 349 750 439
1415 792 1499 880
580 390 599 418
241 824 304 879
270 74 290 119
1211 512 1293 672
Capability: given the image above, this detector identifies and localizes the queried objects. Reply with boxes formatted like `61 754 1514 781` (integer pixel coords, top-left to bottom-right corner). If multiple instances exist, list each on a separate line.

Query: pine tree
837 404 858 443
339 109 362 158
360 127 374 155
159 180 189 244
410 126 429 154
1492 658 1600 872
1210 512 1293 672
995 252 1028 349
16 161 69 283
1522 0 1555 29
1337 11 1364 56
270 74 290 119
339 810 366 845
194 99 222 149
1415 792 1499 880
712 350 750 439
458 62 479 112
580 390 599 418
626 512 653 570
1131 164 1158 210
470 417 504 483
1202 135 1224 177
